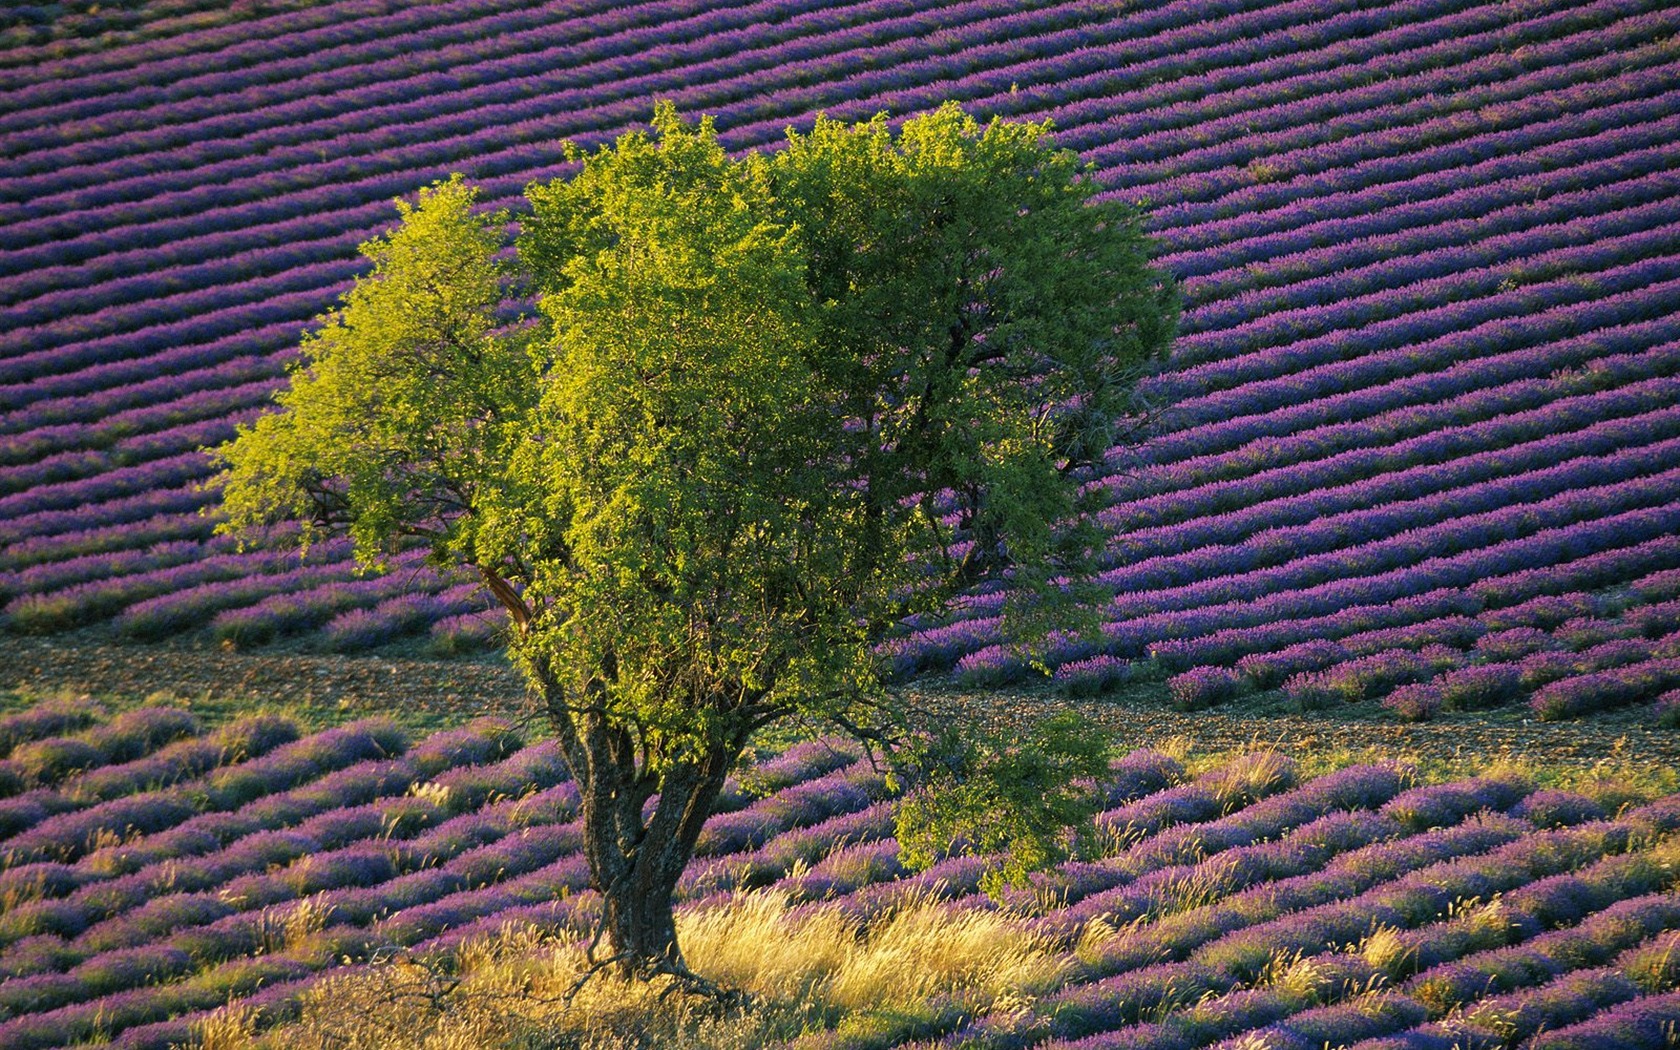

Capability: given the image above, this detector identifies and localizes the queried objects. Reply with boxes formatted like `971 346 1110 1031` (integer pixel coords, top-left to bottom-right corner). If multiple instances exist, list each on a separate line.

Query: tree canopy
213 100 1177 984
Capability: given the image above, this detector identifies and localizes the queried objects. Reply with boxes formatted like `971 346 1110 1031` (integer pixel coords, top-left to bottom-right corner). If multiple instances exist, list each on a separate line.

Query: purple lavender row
1169 240 1680 403
0 0 582 125
0 728 544 961
1104 466 1680 622
110 560 419 643
4 0 1051 213
0 254 360 361
1177 805 1680 990
0 706 202 803
0 0 1464 279
1042 764 1408 933
0 699 104 761
1516 978 1680 1049
209 572 460 647
0 483 214 556
0 0 1498 251
984 806 1535 1046
1055 0 1657 157
1105 355 1680 536
1238 616 1486 689
0 0 547 100
0 512 219 575
1088 1 1668 173
1384 626 1680 721
1103 367 1680 517
0 349 292 441
1365 922 1680 1049
1104 359 1680 553
1138 324 1680 490
0 734 847 1042
1162 246 1680 409
317 584 489 653
0 282 331 392
1146 95 1680 262
1095 41 1678 200
0 394 269 488
1182 158 1680 320
1182 176 1680 336
1 541 352 634
1157 114 1680 278
1099 432 1680 614
1119 529 1680 677
0 0 1573 312
0 718 408 871
1531 655 1680 722
1403 890 1680 1015
427 607 509 655
0 790 578 1047
31 715 295 816
0 0 1125 256
694 758 886 856
0 450 212 520
1127 73 1680 221
1368 842 1680 992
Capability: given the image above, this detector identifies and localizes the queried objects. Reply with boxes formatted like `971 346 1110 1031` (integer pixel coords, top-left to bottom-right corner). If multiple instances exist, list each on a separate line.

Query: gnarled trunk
523 650 745 982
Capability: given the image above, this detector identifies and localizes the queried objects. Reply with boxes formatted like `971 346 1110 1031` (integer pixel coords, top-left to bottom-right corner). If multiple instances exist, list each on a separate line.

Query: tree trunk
519 652 744 982
585 749 737 980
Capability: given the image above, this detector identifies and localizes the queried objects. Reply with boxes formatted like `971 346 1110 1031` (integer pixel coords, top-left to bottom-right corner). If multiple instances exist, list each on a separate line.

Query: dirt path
4 635 1676 770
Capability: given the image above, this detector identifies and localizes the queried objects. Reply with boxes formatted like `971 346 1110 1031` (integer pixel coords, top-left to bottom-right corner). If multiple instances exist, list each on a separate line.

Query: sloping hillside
3 0 1679 721
0 697 1677 1048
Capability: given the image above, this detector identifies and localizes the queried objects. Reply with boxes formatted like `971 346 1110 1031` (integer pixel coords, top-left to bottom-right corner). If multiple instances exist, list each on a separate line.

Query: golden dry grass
190 890 1072 1050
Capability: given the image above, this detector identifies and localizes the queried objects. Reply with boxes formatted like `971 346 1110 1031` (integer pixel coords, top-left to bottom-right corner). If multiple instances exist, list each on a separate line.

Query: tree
213 101 1178 988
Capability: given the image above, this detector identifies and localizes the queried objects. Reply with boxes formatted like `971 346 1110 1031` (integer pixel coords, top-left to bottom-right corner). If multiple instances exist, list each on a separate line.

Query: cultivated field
3 0 1680 724
0 693 1678 1048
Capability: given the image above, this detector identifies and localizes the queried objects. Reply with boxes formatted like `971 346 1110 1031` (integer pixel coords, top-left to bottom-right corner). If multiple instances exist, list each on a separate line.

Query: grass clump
191 893 1067 1050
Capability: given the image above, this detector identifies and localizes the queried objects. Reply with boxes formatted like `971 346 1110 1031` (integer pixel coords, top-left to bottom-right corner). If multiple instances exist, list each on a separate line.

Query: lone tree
214 102 1177 987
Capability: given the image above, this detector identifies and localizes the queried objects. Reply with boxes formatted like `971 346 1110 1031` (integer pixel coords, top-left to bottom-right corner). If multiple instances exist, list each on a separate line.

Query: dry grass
189 891 1070 1050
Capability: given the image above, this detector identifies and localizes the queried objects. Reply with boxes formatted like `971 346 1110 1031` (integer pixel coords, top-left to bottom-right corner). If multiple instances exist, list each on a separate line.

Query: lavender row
1104 365 1680 516
1181 176 1680 333
1104 396 1680 574
1095 46 1680 200
1089 3 1671 174
1102 465 1680 622
1181 161 1680 317
0 727 545 952
0 512 220 574
1 540 353 634
0 0 553 101
1135 317 1680 477
1147 98 1680 262
0 0 598 126
0 0 1502 277
1128 76 1680 221
995 808 1538 1045
1095 432 1680 611
1112 525 1680 673
1161 246 1680 408
4 0 1078 210
0 707 203 802
0 736 861 1034
0 719 411 871
0 0 1143 254
4 0 1618 313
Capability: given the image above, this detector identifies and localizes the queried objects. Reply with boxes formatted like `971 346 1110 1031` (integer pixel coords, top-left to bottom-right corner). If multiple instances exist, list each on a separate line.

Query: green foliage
214 100 1177 954
213 174 537 569
894 711 1113 898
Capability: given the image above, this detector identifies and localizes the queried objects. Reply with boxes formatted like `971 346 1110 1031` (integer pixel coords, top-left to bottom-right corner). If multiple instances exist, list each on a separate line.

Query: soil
3 633 1675 771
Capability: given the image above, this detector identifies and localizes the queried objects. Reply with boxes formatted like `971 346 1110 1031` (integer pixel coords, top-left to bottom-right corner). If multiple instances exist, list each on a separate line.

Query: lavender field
0 696 1677 1048
6 0 1680 722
